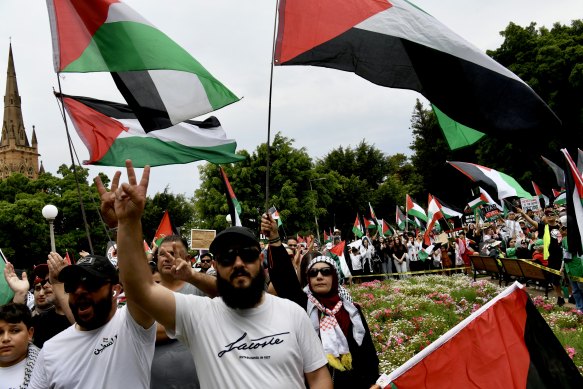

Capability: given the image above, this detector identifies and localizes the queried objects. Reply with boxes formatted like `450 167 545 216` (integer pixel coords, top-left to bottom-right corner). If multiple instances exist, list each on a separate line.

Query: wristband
268 237 281 244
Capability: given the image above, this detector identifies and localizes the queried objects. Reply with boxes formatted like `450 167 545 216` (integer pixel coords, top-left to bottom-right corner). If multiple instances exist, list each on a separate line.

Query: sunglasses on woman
216 247 260 267
307 267 334 278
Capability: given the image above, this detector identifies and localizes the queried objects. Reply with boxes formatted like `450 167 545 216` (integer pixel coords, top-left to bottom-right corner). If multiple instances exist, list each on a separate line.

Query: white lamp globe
42 204 58 220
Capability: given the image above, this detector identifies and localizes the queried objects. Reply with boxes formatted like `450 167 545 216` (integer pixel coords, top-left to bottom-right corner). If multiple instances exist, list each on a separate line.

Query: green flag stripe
94 137 245 167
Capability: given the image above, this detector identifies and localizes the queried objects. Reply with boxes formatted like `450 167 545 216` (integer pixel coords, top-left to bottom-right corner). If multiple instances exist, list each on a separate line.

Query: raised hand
261 213 279 240
3 262 29 294
47 252 69 284
95 170 122 228
113 160 150 224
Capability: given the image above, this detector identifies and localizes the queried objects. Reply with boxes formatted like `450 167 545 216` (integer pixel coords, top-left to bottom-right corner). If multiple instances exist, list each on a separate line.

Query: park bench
470 254 503 285
499 258 551 298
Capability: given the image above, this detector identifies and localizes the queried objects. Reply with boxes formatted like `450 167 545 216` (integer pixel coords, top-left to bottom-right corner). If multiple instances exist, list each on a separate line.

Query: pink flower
565 346 576 359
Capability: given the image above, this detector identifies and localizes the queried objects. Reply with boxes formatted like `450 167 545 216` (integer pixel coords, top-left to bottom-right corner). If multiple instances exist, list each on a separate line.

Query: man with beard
103 160 331 388
28 254 156 388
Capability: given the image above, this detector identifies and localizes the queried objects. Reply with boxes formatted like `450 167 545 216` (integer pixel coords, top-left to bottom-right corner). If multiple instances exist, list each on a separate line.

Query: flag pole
264 0 280 212
54 75 95 254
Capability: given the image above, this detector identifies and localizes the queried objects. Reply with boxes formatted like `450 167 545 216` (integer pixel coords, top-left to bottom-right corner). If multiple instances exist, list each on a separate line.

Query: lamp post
42 204 58 253
309 178 327 244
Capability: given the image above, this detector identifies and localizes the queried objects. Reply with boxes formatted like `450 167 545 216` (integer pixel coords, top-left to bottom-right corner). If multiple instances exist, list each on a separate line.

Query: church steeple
2 43 29 147
0 44 40 179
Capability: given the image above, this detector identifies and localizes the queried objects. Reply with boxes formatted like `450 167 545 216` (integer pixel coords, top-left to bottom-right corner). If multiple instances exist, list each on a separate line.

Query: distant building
0 44 42 179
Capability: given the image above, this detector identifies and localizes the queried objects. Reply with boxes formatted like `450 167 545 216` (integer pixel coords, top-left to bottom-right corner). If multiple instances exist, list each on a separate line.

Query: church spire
2 43 29 147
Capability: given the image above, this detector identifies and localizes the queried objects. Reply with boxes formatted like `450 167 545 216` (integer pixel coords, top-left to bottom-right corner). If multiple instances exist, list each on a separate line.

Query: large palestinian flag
59 93 245 167
380 282 583 388
448 161 532 199
47 0 239 131
275 0 560 136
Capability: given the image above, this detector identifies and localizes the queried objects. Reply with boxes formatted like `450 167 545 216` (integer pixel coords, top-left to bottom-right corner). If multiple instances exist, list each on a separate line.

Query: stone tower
0 44 40 179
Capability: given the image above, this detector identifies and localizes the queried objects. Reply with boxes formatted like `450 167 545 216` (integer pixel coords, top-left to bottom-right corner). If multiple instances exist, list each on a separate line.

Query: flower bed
348 274 583 374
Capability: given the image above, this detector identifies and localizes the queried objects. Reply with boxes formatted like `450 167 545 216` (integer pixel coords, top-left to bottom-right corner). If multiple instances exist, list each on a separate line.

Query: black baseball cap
58 255 118 284
209 226 260 255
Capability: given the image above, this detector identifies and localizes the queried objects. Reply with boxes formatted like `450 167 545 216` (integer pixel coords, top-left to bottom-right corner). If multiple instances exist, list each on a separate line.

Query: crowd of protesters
1 161 582 388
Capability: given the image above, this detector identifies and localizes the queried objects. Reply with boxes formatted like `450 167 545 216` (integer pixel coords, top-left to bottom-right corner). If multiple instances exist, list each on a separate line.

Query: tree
194 133 324 236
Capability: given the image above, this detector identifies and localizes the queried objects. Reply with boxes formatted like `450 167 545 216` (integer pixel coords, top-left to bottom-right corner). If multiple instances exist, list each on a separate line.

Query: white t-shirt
169 293 327 388
0 358 25 389
28 306 156 389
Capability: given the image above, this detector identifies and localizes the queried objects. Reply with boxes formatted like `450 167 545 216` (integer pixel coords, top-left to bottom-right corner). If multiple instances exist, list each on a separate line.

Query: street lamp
42 204 58 252
309 178 327 244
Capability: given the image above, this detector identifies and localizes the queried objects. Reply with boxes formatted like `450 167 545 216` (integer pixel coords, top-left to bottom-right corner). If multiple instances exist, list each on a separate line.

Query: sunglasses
64 276 110 294
307 267 334 278
216 247 260 266
200 259 212 263
34 279 50 291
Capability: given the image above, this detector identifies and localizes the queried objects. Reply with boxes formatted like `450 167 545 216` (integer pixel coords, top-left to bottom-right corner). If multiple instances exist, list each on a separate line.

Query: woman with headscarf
263 216 379 388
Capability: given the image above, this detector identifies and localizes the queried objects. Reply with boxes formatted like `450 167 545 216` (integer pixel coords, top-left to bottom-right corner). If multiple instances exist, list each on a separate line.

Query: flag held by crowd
448 161 532 199
47 0 239 130
268 206 283 227
532 181 550 207
219 166 242 227
562 149 583 257
396 206 407 230
352 214 364 238
383 282 583 388
58 93 245 167
154 210 174 246
275 0 560 139
406 194 428 222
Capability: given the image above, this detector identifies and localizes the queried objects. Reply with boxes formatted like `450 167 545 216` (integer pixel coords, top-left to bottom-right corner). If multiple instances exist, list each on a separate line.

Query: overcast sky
1 0 581 196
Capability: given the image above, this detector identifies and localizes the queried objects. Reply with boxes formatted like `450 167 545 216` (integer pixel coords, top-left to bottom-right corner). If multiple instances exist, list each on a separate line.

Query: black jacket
267 245 379 388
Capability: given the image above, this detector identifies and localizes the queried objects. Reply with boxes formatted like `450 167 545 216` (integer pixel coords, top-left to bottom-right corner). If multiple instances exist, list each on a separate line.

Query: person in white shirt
29 254 156 389
96 160 332 389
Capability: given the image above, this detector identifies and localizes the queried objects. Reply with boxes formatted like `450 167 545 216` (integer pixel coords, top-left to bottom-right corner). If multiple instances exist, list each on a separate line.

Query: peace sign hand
114 160 150 224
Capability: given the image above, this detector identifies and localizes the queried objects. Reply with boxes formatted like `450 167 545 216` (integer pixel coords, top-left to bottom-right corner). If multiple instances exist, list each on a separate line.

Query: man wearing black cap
28 253 156 388
102 161 331 388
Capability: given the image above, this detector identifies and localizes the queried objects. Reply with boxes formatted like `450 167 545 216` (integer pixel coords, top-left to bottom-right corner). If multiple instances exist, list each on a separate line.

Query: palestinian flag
363 217 376 230
328 241 352 280
323 230 332 243
554 191 566 206
406 194 428 222
541 155 566 189
154 210 174 246
479 187 503 209
143 240 152 255
431 104 485 150
433 196 463 219
275 0 559 138
417 245 432 262
396 206 407 230
59 94 245 167
577 148 583 174
552 188 563 198
468 194 489 211
532 181 550 208
448 161 532 199
378 219 392 237
352 214 364 238
219 166 242 227
0 249 14 305
268 206 283 227
64 251 72 265
424 195 444 245
369 202 378 224
47 0 239 131
383 282 583 388
562 149 583 256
